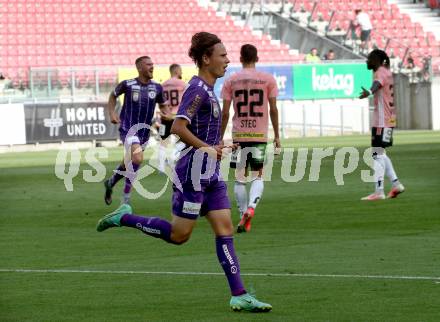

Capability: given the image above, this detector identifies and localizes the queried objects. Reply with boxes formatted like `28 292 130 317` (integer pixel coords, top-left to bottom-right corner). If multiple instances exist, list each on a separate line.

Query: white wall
221 98 370 140
0 103 26 145
431 76 440 131
279 99 369 137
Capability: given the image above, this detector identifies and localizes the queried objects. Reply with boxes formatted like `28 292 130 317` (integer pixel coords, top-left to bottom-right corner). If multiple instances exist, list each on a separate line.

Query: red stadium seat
4 0 438 85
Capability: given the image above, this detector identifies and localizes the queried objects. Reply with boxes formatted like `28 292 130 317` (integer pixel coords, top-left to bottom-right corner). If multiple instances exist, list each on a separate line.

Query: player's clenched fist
109 111 120 124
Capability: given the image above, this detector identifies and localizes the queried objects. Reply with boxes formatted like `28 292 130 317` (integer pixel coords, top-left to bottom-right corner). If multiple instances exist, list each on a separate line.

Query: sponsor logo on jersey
233 132 265 139
182 201 201 215
389 117 396 126
186 94 201 118
312 67 354 95
132 91 139 102
212 100 220 118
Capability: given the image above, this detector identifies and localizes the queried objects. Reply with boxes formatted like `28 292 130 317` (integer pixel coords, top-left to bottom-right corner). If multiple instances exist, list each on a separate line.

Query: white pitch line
0 268 439 281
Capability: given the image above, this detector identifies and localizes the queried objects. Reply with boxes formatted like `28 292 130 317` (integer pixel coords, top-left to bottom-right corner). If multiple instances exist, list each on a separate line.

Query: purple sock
124 163 140 194
216 236 246 296
121 214 172 243
109 164 125 187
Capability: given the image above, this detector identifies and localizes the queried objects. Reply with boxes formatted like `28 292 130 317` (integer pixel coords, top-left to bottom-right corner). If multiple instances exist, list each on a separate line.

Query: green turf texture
1 131 440 321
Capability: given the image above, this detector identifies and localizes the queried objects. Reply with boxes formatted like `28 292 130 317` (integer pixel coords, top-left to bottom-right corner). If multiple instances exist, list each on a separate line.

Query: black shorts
361 30 371 42
371 127 394 148
230 142 267 171
159 119 173 139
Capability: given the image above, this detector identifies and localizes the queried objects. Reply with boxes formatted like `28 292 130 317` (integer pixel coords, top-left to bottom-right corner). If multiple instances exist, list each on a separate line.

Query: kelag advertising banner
292 63 372 100
214 65 294 100
119 65 294 100
24 102 119 143
118 63 369 101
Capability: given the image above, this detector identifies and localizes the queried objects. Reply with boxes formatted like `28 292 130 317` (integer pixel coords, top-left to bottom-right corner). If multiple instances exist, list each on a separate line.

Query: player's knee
132 153 143 165
223 224 234 236
217 220 234 236
169 232 191 245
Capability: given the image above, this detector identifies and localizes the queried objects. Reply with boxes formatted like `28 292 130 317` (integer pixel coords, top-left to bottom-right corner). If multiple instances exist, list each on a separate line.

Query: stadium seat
3 0 303 85
287 0 438 70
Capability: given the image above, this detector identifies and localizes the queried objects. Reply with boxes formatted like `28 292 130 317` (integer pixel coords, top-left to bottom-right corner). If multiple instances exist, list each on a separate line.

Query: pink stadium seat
3 0 439 85
288 0 438 70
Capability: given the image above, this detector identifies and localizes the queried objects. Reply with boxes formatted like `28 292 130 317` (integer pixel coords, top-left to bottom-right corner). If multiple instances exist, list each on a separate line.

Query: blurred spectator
0 73 12 93
291 5 310 26
305 48 321 63
310 13 328 35
401 52 421 82
389 49 401 73
422 56 432 81
353 9 372 52
324 49 336 60
405 53 416 69
326 22 346 43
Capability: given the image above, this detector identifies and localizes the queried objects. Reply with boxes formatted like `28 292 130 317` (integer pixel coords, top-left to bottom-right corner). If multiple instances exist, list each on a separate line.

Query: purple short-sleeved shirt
174 76 222 185
114 78 165 142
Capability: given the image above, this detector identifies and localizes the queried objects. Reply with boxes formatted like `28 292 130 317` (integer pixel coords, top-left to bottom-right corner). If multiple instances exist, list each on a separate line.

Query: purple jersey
114 78 165 141
175 76 222 185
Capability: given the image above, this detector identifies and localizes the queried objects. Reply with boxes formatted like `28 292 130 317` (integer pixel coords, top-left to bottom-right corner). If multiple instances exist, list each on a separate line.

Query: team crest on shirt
147 84 157 99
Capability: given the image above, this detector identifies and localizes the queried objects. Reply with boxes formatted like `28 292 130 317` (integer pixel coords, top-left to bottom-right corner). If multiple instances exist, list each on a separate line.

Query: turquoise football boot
96 204 132 232
230 293 272 312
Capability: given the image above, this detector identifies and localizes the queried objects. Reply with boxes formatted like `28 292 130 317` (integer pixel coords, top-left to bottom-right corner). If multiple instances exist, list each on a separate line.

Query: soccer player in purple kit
103 56 170 205
96 32 272 312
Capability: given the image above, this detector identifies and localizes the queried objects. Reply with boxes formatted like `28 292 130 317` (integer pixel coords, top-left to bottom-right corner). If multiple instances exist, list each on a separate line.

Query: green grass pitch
1 131 440 321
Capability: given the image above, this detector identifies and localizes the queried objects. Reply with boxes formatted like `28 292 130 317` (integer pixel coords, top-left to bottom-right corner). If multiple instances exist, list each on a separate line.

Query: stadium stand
213 0 440 74
281 0 440 72
0 0 302 89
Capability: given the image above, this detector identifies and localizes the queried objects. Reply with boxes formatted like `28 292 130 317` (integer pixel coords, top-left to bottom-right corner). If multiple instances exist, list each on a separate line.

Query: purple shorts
172 178 231 220
119 129 149 147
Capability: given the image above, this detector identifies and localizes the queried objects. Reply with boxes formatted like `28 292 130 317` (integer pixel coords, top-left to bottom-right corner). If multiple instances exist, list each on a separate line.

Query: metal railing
0 66 118 104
